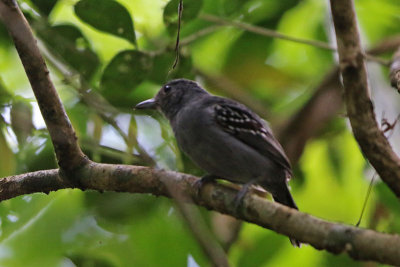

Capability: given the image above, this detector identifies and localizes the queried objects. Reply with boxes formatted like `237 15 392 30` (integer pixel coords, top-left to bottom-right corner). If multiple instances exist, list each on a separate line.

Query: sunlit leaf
0 78 11 106
75 0 136 45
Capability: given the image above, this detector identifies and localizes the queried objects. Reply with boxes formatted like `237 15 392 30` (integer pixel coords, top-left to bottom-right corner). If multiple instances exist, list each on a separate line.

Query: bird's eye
164 85 171 93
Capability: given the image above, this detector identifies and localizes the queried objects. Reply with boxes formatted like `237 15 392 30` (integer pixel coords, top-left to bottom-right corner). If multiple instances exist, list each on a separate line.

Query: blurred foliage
0 0 399 266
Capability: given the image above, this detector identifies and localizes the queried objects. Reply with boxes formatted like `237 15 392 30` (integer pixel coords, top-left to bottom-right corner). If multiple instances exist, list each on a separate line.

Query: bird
135 78 300 246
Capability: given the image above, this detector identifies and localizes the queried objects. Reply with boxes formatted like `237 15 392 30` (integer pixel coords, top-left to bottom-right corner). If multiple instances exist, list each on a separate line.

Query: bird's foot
233 181 256 211
194 174 217 197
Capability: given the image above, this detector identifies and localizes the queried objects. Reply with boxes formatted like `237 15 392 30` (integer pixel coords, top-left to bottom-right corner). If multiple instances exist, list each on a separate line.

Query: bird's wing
212 98 292 176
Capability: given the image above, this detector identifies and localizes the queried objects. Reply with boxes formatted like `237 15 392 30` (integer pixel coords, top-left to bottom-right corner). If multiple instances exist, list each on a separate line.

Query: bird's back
171 96 288 185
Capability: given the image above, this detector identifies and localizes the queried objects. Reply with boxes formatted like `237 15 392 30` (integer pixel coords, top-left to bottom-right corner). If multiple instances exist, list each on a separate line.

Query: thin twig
170 0 183 72
200 13 335 50
356 173 376 227
179 25 222 46
200 14 389 65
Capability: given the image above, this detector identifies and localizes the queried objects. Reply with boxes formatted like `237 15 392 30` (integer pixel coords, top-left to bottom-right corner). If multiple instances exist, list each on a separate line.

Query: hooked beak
135 98 157 110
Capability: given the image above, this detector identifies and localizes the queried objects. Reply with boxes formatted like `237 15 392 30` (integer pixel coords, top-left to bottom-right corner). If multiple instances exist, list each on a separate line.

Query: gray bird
135 79 300 246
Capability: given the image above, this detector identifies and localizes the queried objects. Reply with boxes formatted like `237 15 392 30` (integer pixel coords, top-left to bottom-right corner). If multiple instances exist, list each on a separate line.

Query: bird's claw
233 181 256 211
194 174 217 197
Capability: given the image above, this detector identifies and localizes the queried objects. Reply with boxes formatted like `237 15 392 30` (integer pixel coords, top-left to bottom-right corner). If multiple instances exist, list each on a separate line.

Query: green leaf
37 24 100 80
0 78 12 106
74 0 136 45
0 191 85 266
100 50 152 107
31 0 59 17
163 0 203 35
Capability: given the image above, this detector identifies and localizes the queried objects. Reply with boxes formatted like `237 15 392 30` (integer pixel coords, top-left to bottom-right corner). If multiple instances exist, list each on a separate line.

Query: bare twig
170 0 183 71
329 0 400 196
200 14 335 51
180 25 222 46
1 166 400 265
0 0 87 171
368 36 400 55
355 173 376 227
200 14 389 66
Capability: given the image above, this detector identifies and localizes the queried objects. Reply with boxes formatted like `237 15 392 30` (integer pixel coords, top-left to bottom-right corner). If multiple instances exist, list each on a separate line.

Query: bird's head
135 79 208 119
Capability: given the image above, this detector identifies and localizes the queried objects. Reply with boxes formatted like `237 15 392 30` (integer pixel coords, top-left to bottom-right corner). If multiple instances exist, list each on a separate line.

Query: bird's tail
272 184 301 247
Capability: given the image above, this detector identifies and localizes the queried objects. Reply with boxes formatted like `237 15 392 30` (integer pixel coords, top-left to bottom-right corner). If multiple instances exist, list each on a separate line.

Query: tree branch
329 0 400 197
280 36 400 165
1 166 400 265
0 0 87 172
390 47 400 92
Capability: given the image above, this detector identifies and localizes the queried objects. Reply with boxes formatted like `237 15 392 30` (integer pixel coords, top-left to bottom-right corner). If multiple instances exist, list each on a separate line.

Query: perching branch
329 0 400 197
1 166 400 265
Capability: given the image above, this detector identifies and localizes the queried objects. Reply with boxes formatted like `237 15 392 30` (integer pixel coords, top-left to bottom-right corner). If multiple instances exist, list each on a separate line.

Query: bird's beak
135 98 157 110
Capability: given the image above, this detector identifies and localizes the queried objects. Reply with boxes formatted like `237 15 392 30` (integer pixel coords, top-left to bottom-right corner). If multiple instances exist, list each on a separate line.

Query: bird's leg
233 180 257 211
194 174 218 196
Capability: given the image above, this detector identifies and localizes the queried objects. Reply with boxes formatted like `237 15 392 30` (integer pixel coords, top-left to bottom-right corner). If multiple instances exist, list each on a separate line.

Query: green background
0 0 399 266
